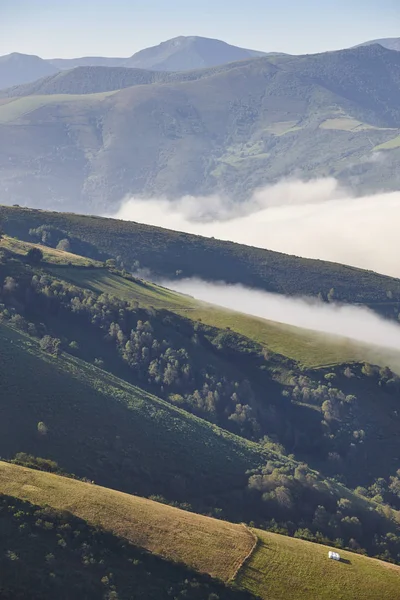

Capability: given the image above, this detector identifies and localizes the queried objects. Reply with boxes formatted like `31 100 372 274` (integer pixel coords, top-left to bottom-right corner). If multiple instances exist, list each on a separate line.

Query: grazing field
0 92 115 123
374 134 400 150
3 236 400 371
1 462 399 599
237 529 400 600
2 236 101 266
48 264 400 371
0 461 255 582
50 265 192 309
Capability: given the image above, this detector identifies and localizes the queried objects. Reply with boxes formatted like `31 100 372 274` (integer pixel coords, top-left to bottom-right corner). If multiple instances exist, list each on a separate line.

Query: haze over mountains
3 19 400 596
0 52 59 90
1 43 400 213
0 36 267 90
356 37 400 51
50 36 267 72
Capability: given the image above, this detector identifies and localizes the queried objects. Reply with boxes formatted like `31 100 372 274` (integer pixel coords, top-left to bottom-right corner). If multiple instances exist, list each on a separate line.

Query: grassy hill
0 322 270 506
1 236 400 564
1 462 400 600
0 461 255 581
43 260 400 372
0 489 253 600
3 205 400 310
237 529 400 600
5 233 395 371
1 46 400 208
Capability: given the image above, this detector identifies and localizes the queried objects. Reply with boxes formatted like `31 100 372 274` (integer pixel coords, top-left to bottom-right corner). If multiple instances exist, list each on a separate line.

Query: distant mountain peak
354 37 400 52
122 35 266 71
0 51 59 89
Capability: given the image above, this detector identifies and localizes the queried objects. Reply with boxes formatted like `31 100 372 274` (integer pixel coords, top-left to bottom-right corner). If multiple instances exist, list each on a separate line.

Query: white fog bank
163 278 400 353
113 178 400 278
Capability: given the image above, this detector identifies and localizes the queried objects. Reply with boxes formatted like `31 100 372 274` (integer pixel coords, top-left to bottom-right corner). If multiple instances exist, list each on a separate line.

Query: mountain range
0 36 267 91
50 35 267 72
3 32 396 92
3 30 400 598
1 43 400 211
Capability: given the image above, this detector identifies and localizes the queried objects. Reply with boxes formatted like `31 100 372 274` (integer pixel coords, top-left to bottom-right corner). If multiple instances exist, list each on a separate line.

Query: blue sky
0 0 399 58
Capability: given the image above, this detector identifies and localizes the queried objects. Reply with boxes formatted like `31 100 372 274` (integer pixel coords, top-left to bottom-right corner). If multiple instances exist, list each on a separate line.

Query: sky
0 0 399 58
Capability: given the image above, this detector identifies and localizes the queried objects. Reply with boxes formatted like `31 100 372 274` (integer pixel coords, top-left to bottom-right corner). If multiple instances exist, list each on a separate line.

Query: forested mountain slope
2 205 400 309
1 236 400 567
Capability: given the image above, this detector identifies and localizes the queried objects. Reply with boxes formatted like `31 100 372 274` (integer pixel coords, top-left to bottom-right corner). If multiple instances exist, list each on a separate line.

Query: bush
26 247 43 265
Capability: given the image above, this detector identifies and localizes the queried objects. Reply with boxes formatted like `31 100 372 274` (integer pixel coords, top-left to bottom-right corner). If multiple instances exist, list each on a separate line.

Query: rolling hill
122 35 266 70
1 462 400 600
1 45 400 209
47 36 267 72
49 55 127 70
0 60 254 98
0 467 254 599
0 52 59 90
0 231 400 570
0 321 271 505
2 204 400 309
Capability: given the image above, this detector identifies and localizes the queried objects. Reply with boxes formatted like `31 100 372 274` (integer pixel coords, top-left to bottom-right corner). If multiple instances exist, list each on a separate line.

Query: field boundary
230 525 259 583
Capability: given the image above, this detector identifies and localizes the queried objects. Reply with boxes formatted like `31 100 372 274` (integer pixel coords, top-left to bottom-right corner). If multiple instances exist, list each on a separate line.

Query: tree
26 247 43 265
37 421 48 436
56 238 71 252
39 335 61 356
327 287 335 303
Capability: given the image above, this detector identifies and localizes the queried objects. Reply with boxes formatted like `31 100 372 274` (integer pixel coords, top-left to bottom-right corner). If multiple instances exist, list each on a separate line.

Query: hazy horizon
1 0 399 58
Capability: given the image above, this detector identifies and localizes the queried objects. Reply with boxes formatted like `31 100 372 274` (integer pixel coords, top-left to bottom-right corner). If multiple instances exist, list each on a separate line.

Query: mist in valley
161 278 400 357
111 175 400 358
114 176 400 279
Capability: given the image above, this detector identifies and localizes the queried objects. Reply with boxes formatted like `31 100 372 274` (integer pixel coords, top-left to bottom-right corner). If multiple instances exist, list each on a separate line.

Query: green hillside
1 235 400 566
1 462 399 600
3 205 400 310
46 260 400 372
0 323 268 505
1 45 400 209
237 529 400 600
0 461 255 582
0 58 256 98
0 474 255 600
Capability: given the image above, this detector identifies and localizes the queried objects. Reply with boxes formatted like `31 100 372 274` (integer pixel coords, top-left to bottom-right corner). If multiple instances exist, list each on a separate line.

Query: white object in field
328 551 341 561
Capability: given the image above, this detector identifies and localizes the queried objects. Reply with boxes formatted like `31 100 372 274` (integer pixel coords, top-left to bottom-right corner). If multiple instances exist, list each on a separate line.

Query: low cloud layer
113 178 400 278
165 278 400 354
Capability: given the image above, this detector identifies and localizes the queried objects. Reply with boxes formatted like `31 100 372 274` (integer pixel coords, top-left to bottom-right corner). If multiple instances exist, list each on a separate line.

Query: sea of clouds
109 177 400 356
113 177 400 278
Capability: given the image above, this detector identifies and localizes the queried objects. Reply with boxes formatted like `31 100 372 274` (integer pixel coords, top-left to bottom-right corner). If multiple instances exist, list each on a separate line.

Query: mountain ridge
1 44 400 211
46 35 268 72
0 52 59 90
